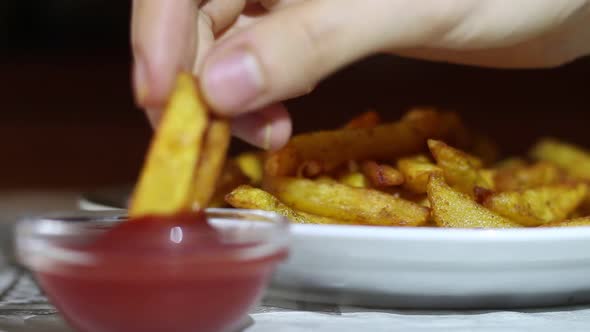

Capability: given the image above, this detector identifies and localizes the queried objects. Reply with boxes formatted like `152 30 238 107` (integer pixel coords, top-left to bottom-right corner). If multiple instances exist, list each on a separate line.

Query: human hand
131 0 291 150
132 0 590 149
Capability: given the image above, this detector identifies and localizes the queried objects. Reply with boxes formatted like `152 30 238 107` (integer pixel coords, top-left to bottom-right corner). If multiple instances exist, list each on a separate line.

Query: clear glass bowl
15 209 289 332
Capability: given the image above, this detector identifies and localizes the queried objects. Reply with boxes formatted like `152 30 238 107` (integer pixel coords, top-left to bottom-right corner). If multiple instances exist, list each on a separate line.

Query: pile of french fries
220 108 590 228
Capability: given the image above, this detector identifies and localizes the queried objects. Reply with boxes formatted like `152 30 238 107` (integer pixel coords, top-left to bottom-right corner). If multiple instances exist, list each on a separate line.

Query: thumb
200 0 394 115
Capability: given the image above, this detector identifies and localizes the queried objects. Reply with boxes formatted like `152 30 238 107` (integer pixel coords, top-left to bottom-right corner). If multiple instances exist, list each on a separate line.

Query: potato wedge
264 177 429 226
361 161 404 187
130 73 208 217
530 138 590 180
235 152 264 185
494 157 527 170
225 185 356 225
494 161 562 191
344 110 381 129
338 172 368 188
482 184 587 226
210 161 251 207
265 109 467 176
191 119 231 210
427 175 519 228
544 217 590 227
397 155 442 193
428 139 490 195
296 160 324 178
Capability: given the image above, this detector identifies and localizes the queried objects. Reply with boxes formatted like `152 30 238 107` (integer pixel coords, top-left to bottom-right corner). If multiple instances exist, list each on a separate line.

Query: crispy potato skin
226 185 358 225
397 155 442 194
265 109 468 177
428 139 490 196
494 162 562 191
264 177 429 226
191 119 231 210
130 73 209 217
428 175 520 228
361 161 404 187
531 138 590 180
483 184 587 226
544 217 590 227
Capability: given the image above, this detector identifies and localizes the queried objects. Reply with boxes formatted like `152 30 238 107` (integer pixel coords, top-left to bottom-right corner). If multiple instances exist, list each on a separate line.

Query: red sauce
35 213 286 332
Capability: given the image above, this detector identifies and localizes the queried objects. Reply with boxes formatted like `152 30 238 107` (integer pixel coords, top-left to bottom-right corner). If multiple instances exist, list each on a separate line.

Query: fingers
132 0 245 115
231 103 292 150
131 0 198 110
200 0 247 35
199 0 419 115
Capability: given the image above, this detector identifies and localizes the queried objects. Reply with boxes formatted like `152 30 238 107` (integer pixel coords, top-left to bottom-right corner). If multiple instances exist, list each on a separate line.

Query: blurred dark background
1 1 589 190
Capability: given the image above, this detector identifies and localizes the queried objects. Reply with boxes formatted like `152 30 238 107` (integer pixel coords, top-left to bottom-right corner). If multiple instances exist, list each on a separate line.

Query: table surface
3 191 590 332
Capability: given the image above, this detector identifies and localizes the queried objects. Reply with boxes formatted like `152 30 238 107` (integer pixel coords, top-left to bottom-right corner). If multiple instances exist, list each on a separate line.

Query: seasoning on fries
218 108 590 228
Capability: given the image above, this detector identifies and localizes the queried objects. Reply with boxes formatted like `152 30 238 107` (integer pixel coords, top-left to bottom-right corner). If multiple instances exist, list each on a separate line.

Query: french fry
129 73 208 217
296 160 324 178
235 152 264 185
397 155 442 193
544 217 590 227
265 109 468 177
264 177 429 226
338 172 368 188
482 184 587 226
427 175 519 228
494 161 563 191
428 139 490 195
344 110 381 129
190 119 231 210
225 185 357 225
315 176 339 184
209 161 250 207
530 138 590 180
361 161 404 187
494 157 527 170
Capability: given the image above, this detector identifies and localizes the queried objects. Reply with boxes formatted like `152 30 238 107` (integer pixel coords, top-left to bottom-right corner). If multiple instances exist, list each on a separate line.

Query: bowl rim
15 208 290 273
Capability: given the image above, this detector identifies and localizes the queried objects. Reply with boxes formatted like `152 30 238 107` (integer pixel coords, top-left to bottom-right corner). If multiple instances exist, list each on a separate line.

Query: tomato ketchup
21 211 288 332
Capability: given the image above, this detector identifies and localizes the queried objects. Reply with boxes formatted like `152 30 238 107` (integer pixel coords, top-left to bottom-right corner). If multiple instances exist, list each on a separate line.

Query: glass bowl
15 209 289 332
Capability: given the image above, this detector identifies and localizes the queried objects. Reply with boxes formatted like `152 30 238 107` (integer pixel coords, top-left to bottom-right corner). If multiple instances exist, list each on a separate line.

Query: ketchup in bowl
16 209 289 332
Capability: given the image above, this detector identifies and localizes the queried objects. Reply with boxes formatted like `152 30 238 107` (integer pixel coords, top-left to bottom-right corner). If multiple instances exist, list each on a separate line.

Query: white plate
78 194 590 309
268 223 590 309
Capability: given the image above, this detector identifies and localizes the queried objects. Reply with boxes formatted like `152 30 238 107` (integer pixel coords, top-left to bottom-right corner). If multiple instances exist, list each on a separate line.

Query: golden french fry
225 185 357 225
209 161 250 207
190 119 231 210
265 177 429 226
315 176 339 184
428 139 490 195
338 172 369 188
530 138 590 180
482 184 587 226
296 160 324 178
360 161 404 187
130 73 208 217
344 110 381 129
494 157 528 170
397 155 442 193
265 109 468 177
427 175 519 228
235 152 264 185
544 217 590 227
494 161 563 191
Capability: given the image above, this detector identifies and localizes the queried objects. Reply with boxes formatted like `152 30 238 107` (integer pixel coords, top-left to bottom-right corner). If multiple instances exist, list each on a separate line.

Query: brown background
1 1 589 190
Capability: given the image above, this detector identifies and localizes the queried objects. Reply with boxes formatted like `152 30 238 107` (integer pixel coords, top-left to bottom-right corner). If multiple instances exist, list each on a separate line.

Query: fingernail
263 123 273 150
145 108 160 128
133 56 149 104
203 50 264 112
